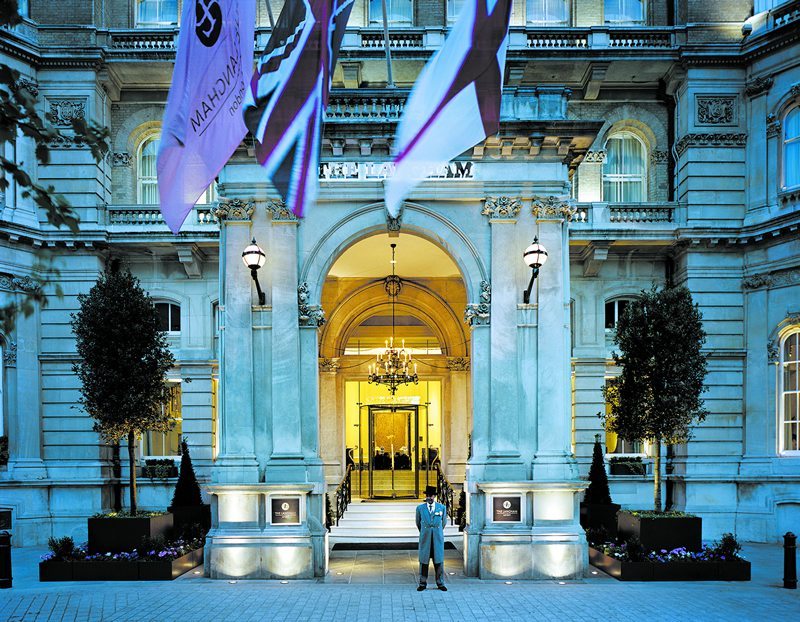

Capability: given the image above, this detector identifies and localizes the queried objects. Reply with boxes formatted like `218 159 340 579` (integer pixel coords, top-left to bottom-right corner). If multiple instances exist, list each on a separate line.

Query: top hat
424 486 437 497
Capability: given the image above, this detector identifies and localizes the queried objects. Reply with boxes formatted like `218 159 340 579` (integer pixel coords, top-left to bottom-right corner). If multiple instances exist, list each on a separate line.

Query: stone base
475 530 588 580
205 532 321 579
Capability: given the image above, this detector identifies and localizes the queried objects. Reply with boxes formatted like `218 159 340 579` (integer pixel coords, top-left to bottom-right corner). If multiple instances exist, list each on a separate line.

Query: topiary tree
584 435 612 505
71 260 176 514
602 285 708 513
171 438 203 508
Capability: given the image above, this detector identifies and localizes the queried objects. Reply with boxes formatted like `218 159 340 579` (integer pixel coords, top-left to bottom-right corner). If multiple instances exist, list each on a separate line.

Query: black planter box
589 548 751 582
589 547 653 580
580 502 621 536
651 561 717 581
88 513 173 554
72 561 139 581
718 561 751 581
38 561 73 581
609 461 646 476
169 504 211 534
138 549 202 580
617 511 702 552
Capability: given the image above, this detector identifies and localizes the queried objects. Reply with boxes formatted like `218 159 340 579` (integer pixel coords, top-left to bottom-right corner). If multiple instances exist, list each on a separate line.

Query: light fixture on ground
367 243 419 395
242 238 266 305
522 237 548 304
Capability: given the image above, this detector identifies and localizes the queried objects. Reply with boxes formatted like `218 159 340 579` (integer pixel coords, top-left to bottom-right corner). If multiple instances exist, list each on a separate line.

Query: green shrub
715 533 742 559
170 439 203 507
625 536 646 562
47 536 75 560
584 437 613 505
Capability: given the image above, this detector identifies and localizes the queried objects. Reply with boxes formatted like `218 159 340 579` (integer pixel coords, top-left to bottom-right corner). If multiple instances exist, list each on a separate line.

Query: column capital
318 357 340 373
298 283 326 327
744 75 773 98
481 196 521 221
266 198 299 223
531 195 577 221
464 280 491 326
214 197 255 222
446 356 470 371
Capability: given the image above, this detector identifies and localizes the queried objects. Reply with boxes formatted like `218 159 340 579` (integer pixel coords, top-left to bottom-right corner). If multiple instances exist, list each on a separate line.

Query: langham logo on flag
157 0 255 234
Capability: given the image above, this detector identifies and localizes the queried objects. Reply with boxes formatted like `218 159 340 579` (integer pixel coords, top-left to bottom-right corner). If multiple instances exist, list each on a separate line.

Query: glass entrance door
366 406 419 498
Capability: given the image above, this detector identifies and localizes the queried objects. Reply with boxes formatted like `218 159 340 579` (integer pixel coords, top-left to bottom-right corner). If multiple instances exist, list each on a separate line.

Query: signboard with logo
492 496 522 523
270 497 301 525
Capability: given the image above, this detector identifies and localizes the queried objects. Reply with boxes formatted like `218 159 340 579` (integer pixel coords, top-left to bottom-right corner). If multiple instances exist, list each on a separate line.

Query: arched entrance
317 231 472 499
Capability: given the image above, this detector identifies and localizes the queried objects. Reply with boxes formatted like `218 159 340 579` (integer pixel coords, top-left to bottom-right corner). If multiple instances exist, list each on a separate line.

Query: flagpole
380 0 394 88
265 0 275 29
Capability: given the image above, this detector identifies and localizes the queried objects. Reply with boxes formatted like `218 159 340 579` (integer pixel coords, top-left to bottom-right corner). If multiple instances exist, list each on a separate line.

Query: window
142 382 182 457
605 299 631 331
212 301 220 359
137 135 160 204
784 106 800 189
527 0 569 25
447 0 466 23
603 132 646 202
369 0 413 25
155 302 181 333
604 0 644 24
136 0 178 28
780 330 800 453
604 381 644 455
198 180 218 205
211 377 219 458
1 136 17 209
0 341 5 439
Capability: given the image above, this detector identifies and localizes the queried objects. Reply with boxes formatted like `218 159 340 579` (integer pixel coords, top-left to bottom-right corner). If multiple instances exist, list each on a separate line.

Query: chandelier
367 243 419 395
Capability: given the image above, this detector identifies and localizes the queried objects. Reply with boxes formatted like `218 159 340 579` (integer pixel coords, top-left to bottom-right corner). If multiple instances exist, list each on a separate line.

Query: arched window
605 0 644 24
604 298 633 332
603 132 647 203
155 301 181 334
369 0 413 25
784 106 800 190
780 330 800 454
137 135 160 204
527 0 570 25
136 0 178 28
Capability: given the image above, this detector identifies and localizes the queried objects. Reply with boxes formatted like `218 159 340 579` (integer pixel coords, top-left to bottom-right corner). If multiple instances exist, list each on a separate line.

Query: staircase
329 499 462 546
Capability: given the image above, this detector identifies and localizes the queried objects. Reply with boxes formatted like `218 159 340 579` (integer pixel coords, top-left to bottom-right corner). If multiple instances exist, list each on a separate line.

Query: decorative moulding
3 342 17 366
266 198 297 222
318 357 340 373
766 114 782 138
650 150 669 164
214 198 255 222
743 267 800 291
47 98 87 127
582 150 606 163
446 357 470 372
464 281 491 326
531 195 577 221
111 152 132 167
0 274 41 293
744 76 773 97
298 283 325 327
675 133 747 157
481 196 521 220
695 96 736 126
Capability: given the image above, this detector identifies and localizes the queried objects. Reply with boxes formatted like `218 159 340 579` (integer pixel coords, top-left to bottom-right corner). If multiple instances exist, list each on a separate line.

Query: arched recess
319 280 468 359
300 202 488 305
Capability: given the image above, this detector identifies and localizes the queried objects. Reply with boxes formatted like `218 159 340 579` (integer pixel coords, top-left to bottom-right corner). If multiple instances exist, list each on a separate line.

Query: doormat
332 542 458 551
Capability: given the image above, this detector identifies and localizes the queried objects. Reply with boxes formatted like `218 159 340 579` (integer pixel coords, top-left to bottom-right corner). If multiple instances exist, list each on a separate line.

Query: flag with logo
384 0 512 218
157 0 255 234
243 0 354 219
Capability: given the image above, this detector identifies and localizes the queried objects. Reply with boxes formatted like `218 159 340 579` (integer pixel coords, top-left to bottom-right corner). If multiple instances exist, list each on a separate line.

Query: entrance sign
319 161 475 181
270 497 301 525
492 496 521 522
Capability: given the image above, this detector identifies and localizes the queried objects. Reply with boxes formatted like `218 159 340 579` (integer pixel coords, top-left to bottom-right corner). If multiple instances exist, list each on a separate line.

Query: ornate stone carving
214 198 255 221
675 133 748 156
387 204 403 232
13 276 40 292
531 195 577 221
481 196 521 220
47 134 82 149
768 340 779 363
696 96 736 125
582 150 606 163
13 78 39 98
48 99 86 127
3 341 16 366
384 274 402 297
266 198 297 221
742 273 773 290
318 357 340 372
446 356 470 371
790 83 800 99
464 281 491 326
743 268 800 290
745 76 773 97
766 114 782 138
298 283 325 327
650 150 669 164
111 152 132 167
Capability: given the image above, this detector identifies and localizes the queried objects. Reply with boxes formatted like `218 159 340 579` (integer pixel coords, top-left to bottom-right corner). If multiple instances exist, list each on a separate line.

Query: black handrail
436 465 455 526
334 464 353 526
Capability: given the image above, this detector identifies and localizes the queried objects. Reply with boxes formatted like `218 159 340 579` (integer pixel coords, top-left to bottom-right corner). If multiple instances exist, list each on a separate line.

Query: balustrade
107 205 216 227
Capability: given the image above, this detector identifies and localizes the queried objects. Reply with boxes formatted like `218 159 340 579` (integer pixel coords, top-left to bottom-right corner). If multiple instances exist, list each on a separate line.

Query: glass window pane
784 363 798 392
447 0 466 22
370 0 413 25
605 0 644 24
156 303 169 332
170 303 181 332
785 334 798 363
604 302 615 329
528 0 569 24
786 141 800 188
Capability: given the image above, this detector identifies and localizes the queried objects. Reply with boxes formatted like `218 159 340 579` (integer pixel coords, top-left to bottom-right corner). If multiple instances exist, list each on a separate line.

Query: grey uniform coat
416 502 446 564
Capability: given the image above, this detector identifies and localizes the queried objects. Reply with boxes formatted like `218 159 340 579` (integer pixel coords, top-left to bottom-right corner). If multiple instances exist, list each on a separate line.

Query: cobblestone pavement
1 544 798 621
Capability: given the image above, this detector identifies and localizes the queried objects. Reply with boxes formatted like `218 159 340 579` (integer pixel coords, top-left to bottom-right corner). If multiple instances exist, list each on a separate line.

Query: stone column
446 357 470 483
212 198 259 484
318 358 342 484
531 196 578 481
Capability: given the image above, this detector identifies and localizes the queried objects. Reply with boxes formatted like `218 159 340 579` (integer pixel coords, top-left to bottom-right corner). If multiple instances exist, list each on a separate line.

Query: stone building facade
1 0 799 579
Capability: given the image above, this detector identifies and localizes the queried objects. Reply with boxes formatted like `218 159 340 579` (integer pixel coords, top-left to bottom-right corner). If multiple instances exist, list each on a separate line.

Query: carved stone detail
531 195 577 221
745 76 773 97
766 114 782 138
446 357 470 372
387 203 403 232
298 283 325 327
583 150 606 163
0 274 42 293
675 133 747 156
48 98 86 127
319 357 340 373
742 274 773 290
13 78 39 98
266 198 297 221
47 134 83 149
464 281 491 326
3 341 16 366
215 198 255 222
481 196 521 220
790 83 800 99
768 340 779 363
743 267 800 290
112 152 132 167
696 96 736 125
650 150 669 164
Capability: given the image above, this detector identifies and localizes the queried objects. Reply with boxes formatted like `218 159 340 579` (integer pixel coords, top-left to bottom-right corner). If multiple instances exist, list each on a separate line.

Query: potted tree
168 438 211 535
603 285 708 552
71 260 177 553
580 435 620 538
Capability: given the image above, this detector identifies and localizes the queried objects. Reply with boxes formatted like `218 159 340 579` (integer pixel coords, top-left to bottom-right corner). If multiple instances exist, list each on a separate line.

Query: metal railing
333 464 353 527
436 466 455 526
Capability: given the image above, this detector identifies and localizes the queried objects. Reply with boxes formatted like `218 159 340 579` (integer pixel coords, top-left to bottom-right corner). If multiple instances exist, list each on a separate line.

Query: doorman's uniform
416 500 446 588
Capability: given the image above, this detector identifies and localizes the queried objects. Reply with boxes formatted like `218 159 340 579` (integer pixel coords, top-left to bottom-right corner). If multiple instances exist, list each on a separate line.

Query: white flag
158 0 255 234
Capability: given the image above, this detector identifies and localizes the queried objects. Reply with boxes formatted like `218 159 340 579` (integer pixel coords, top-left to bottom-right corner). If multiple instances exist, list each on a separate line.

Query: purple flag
243 0 354 218
385 0 512 217
157 0 255 234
